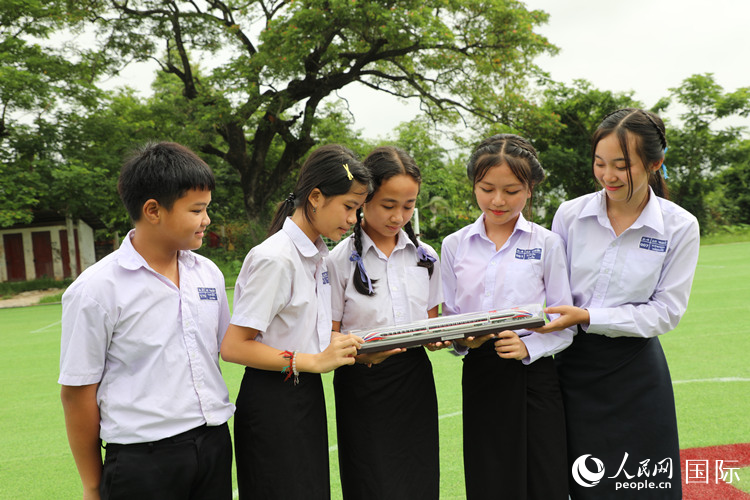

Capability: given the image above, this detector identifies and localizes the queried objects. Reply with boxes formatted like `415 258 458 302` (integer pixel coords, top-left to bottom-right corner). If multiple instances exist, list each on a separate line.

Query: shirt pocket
502 256 546 306
405 266 430 313
195 295 221 351
616 244 666 300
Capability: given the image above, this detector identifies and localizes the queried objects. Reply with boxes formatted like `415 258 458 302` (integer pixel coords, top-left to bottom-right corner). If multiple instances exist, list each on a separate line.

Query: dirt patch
0 289 65 309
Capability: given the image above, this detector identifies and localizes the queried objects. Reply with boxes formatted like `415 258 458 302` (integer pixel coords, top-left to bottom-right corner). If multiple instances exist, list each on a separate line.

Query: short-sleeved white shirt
231 218 332 353
552 188 700 338
441 214 575 363
328 230 442 333
58 230 234 444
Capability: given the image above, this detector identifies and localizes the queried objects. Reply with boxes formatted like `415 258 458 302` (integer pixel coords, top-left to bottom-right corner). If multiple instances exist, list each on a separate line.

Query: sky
98 0 750 139
334 0 750 138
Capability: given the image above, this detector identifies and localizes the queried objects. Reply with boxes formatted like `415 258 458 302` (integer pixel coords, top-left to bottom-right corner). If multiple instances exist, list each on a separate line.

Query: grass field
1 241 748 499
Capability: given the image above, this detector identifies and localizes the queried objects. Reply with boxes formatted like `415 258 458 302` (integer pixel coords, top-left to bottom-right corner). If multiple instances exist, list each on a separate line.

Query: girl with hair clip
535 108 699 499
220 144 372 500
441 134 574 500
327 146 443 499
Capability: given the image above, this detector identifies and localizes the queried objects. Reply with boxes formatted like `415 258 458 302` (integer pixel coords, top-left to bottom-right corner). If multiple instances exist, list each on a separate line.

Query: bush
0 277 73 299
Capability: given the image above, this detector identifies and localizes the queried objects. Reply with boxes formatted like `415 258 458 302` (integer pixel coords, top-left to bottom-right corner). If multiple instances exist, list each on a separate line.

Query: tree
661 74 750 231
535 79 641 221
0 0 102 226
79 0 558 219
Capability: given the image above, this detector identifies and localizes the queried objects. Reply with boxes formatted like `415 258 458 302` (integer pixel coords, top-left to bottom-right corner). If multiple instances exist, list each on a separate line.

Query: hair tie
349 250 373 294
416 246 437 263
661 148 669 179
285 192 296 205
342 163 353 180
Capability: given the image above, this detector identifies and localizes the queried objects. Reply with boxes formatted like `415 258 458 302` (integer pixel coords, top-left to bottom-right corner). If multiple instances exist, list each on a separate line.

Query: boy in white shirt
59 142 234 500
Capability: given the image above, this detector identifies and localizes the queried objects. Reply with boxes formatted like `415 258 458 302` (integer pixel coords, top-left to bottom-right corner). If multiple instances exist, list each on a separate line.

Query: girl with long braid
536 108 700 498
327 146 442 499
441 134 574 499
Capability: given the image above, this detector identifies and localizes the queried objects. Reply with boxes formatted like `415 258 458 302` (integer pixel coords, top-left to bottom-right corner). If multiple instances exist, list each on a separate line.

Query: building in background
1 212 103 282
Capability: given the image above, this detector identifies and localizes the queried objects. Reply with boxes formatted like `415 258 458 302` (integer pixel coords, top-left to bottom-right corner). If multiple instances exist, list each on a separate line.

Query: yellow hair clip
343 163 353 180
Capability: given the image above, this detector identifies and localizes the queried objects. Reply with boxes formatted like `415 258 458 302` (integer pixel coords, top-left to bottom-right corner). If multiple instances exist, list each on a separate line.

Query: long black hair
268 144 371 236
592 108 669 200
351 146 435 296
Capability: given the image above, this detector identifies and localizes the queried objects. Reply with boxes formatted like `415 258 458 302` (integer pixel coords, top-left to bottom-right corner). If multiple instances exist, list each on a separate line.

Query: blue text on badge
515 248 542 260
639 237 668 253
198 287 218 300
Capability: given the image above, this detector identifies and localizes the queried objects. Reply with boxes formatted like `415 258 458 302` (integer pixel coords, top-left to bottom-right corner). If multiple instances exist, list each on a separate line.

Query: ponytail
268 193 298 237
266 144 371 237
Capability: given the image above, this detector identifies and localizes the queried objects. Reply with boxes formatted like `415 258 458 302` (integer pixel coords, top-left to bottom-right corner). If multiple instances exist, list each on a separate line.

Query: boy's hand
455 333 496 349
532 306 589 333
494 331 528 361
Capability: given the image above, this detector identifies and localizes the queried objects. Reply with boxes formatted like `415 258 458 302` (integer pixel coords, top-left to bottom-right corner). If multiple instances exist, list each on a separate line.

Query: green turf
1 241 748 499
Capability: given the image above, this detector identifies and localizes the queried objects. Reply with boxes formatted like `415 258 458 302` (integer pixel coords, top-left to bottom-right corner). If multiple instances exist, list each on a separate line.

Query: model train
350 304 546 353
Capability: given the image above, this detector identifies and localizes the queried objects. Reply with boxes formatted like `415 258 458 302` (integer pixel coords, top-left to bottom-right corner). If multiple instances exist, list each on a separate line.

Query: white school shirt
58 229 234 444
552 188 700 338
328 230 442 332
441 214 575 364
231 217 332 353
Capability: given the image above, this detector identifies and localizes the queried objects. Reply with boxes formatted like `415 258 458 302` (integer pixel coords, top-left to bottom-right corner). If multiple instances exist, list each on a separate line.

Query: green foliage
75 0 559 219
535 79 642 225
662 74 750 232
0 277 72 299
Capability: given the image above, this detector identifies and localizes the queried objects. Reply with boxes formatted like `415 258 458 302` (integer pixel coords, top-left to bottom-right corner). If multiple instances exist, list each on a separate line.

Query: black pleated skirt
234 367 330 500
555 329 682 499
462 341 568 500
334 347 439 500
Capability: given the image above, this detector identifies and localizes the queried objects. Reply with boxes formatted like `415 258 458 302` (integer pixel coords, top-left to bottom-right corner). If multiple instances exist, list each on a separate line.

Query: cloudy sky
337 0 750 138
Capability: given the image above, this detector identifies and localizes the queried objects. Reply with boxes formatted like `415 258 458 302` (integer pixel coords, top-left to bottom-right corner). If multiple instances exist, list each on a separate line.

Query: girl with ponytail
536 108 700 498
221 144 371 499
327 146 442 499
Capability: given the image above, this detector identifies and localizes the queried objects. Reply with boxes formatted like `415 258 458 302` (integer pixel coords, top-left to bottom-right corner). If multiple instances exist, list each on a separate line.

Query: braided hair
350 146 435 296
466 134 545 218
592 108 669 199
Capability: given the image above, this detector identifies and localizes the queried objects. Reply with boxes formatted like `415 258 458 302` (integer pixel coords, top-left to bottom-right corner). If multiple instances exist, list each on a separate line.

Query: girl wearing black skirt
221 144 371 499
536 109 700 499
328 146 442 500
442 134 574 500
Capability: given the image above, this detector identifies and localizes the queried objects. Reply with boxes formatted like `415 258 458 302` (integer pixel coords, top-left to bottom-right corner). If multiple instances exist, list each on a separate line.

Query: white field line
29 320 61 333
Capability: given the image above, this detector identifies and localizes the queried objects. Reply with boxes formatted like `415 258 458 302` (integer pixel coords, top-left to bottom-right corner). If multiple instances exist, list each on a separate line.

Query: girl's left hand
494 331 528 361
425 340 452 351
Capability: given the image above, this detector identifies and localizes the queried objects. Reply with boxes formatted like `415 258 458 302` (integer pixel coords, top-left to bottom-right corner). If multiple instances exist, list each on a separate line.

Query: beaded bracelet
279 350 300 385
291 350 299 385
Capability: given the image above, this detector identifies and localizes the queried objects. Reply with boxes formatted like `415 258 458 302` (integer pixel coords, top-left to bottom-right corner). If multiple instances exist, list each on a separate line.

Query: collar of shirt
281 217 329 264
581 188 666 235
116 229 197 272
360 228 415 260
466 212 534 248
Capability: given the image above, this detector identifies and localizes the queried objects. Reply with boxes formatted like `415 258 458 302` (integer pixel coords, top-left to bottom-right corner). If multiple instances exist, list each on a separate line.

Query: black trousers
234 367 330 500
100 423 232 500
462 342 568 500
